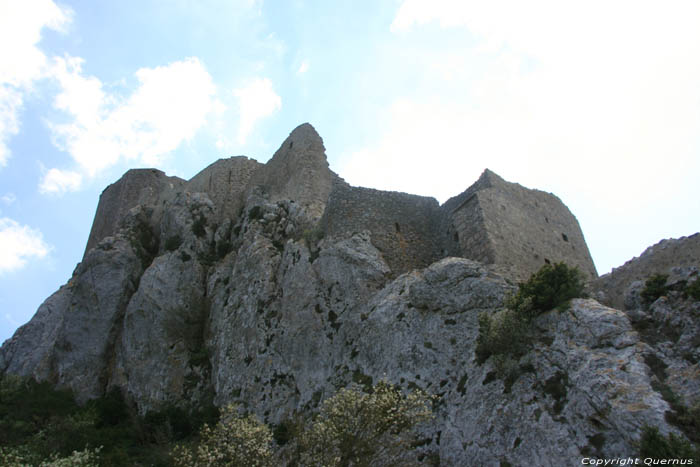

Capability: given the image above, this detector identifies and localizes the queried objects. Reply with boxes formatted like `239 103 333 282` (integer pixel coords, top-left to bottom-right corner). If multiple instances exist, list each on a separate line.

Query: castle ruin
84 123 598 281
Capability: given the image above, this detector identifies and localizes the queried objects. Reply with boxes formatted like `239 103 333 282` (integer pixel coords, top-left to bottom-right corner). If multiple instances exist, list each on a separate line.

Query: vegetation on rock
172 405 275 467
641 274 669 304
476 262 585 379
298 380 435 466
0 375 433 466
638 425 698 462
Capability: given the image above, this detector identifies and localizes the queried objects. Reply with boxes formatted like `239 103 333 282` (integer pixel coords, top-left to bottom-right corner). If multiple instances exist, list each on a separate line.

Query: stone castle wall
185 156 261 223
442 170 598 281
478 174 597 280
84 169 185 257
248 123 333 222
321 181 443 275
83 124 598 281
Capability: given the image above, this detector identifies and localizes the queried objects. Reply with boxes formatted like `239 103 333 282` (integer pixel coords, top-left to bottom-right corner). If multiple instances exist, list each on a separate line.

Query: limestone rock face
592 233 700 310
1 208 150 401
1 124 696 464
591 236 700 413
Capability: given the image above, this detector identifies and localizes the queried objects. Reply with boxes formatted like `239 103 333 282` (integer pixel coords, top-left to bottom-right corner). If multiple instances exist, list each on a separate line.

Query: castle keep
84 123 597 280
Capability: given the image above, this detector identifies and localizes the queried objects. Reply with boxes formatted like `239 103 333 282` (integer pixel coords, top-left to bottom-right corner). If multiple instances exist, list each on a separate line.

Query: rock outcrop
592 233 700 310
2 123 698 465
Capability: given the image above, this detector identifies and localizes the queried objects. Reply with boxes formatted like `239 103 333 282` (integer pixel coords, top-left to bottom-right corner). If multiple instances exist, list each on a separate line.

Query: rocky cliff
1 123 698 465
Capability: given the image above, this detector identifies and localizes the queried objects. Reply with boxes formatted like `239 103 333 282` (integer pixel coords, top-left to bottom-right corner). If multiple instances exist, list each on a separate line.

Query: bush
299 381 434 467
507 262 585 319
165 235 183 251
641 274 669 304
302 226 324 247
475 309 529 368
638 425 698 461
0 445 102 467
192 214 207 238
686 279 700 301
171 404 275 467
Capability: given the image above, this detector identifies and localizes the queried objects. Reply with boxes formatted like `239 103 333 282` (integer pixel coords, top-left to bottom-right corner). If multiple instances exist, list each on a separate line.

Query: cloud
298 60 309 75
1 193 16 205
0 0 71 167
39 168 82 194
381 0 700 194
342 0 700 274
46 56 218 183
233 78 281 144
0 217 51 273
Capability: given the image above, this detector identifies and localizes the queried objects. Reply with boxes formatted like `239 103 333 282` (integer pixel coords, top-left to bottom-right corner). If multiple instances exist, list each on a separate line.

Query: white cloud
0 217 51 273
47 56 218 182
0 0 71 167
381 0 700 196
298 60 309 75
1 193 16 205
233 78 281 144
39 168 83 194
343 0 700 273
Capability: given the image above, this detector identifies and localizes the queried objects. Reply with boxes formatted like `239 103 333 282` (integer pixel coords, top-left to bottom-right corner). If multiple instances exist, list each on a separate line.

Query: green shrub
641 274 669 304
248 206 263 220
476 263 583 372
507 262 585 319
216 240 232 259
638 425 698 461
475 309 529 367
0 445 102 467
686 279 700 301
301 226 324 247
165 235 183 251
299 381 434 467
192 214 207 238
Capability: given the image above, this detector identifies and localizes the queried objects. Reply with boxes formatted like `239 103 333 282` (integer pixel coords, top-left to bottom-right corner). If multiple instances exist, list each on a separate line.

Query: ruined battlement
83 123 598 280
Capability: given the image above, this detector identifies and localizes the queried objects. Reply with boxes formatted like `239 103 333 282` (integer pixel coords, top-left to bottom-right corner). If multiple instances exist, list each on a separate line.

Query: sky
1 0 699 343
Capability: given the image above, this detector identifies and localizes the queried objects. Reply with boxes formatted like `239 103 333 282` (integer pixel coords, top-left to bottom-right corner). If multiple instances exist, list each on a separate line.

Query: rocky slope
1 124 698 465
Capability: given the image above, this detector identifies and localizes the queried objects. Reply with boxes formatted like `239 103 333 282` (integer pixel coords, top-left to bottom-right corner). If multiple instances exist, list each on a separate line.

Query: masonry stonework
83 123 598 281
321 180 443 275
185 156 261 223
84 168 185 257
247 123 333 222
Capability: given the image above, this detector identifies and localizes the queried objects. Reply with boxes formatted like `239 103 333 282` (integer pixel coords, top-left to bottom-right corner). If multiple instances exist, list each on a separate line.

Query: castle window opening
561 233 568 242
395 222 401 233
289 141 293 148
544 258 551 265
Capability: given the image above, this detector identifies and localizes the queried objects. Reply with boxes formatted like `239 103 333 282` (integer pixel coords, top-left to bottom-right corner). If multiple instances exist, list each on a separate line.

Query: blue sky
1 0 699 343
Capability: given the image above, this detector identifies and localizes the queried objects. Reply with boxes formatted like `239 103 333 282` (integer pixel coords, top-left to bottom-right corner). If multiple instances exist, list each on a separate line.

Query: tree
299 381 435 467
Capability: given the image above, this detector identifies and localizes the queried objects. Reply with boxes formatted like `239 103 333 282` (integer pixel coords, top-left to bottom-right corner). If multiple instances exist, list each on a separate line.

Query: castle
85 123 597 281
